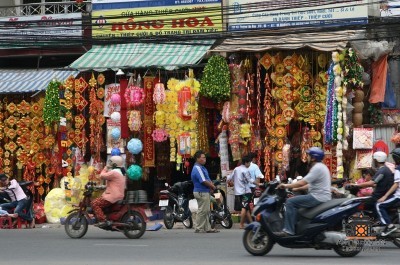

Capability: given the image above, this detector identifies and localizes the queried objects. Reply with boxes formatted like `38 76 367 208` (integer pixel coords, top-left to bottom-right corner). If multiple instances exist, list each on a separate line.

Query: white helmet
109 156 124 168
373 151 387 163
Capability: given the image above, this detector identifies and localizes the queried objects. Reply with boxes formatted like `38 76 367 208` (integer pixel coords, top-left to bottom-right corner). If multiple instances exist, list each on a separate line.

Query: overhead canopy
211 30 365 52
0 69 78 94
68 40 215 71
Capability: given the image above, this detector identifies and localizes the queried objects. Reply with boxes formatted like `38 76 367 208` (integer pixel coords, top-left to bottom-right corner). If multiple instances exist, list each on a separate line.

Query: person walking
248 152 264 191
191 150 218 233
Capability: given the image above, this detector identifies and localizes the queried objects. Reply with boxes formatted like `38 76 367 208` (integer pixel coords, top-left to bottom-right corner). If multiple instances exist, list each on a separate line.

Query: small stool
0 216 13 229
16 217 30 229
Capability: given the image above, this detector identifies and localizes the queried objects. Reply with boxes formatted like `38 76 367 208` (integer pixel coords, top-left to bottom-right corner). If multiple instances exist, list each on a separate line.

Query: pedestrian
247 152 264 191
275 147 332 237
0 174 34 228
227 155 254 229
376 148 400 236
191 150 219 233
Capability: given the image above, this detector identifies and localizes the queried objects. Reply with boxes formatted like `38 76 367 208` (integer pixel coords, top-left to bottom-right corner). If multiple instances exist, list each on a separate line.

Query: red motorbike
64 181 149 239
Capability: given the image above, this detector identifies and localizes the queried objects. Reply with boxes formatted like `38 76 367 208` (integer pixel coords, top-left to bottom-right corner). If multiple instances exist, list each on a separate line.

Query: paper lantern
153 82 166 104
178 132 191 157
152 128 169 142
111 128 121 140
127 164 142 181
125 85 145 107
110 112 121 122
127 138 143 154
128 110 142 131
178 86 192 121
111 93 121 104
111 148 121 156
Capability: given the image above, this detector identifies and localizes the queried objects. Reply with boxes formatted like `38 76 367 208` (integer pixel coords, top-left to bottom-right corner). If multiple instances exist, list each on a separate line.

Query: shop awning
68 40 215 71
211 30 365 52
0 69 78 94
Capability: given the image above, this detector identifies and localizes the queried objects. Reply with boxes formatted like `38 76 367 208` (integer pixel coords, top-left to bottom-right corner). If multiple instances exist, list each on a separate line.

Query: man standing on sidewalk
191 150 219 233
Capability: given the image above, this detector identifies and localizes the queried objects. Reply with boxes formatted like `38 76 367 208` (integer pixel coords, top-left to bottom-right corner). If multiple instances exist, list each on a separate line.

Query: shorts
234 193 252 211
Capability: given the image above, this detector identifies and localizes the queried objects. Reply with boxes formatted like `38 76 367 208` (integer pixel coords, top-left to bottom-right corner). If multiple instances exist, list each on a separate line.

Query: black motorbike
159 181 193 229
209 181 233 229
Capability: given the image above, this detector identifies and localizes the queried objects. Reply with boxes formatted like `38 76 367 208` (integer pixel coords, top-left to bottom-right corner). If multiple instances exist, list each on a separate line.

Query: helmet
306 147 325 162
108 156 124 168
373 151 387 163
391 148 400 161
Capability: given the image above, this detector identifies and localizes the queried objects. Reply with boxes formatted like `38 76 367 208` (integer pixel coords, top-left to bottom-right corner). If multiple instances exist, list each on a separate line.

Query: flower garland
324 60 338 144
43 79 61 126
200 55 231 102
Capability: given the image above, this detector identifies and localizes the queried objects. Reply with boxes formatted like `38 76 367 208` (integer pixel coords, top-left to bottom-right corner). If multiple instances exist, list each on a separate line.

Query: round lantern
153 82 166 104
111 148 121 156
152 128 169 142
125 85 145 107
111 94 121 104
127 164 142 181
111 128 121 140
127 138 143 154
110 112 121 122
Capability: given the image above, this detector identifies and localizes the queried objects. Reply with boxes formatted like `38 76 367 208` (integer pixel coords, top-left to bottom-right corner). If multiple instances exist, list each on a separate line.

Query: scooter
243 179 374 257
65 181 148 239
209 181 233 229
159 181 193 229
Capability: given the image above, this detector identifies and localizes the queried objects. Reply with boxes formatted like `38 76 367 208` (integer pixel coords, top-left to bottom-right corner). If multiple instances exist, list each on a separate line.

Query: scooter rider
351 151 394 214
275 147 332 237
92 156 126 228
376 148 400 236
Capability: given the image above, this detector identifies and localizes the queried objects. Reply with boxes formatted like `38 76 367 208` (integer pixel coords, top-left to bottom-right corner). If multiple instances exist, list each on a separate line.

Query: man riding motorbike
92 156 126 228
351 151 394 215
275 147 332 237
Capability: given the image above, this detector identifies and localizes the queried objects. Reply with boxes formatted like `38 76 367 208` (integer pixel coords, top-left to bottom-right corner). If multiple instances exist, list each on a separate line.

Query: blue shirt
191 163 211 192
248 162 264 188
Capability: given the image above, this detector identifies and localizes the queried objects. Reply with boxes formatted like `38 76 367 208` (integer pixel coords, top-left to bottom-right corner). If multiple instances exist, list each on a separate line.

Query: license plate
253 198 259 205
159 200 169 207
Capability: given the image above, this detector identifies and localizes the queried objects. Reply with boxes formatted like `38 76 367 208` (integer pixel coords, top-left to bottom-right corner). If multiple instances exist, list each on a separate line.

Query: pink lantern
152 128 169 142
111 93 121 104
153 82 166 104
124 85 144 107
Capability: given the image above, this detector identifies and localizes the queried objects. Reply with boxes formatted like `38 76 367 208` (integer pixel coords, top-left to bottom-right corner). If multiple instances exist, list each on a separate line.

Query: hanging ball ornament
127 138 143 154
126 164 143 181
111 93 121 104
111 128 121 140
111 148 121 156
110 112 121 122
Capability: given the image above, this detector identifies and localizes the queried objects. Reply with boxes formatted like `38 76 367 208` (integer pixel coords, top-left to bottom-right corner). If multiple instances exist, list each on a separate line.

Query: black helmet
391 148 400 161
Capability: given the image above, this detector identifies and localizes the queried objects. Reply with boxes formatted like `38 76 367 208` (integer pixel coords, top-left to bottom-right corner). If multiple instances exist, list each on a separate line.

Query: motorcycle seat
298 198 349 219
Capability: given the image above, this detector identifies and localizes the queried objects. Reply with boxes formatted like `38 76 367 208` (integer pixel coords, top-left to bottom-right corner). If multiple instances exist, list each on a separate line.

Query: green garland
368 104 383 125
43 79 61 126
341 48 364 90
200 55 231 102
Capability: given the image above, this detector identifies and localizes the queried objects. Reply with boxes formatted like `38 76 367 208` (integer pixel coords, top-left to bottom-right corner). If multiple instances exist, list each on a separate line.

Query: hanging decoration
127 164 143 181
127 138 143 154
153 82 166 104
152 128 169 142
128 110 142 131
43 79 62 126
124 84 145 107
110 111 121 122
200 55 231 102
143 76 156 167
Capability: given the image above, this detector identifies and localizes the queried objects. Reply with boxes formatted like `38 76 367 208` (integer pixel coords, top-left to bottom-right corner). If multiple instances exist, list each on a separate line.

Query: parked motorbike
159 181 193 229
209 181 233 229
243 179 375 257
345 184 400 248
64 181 148 239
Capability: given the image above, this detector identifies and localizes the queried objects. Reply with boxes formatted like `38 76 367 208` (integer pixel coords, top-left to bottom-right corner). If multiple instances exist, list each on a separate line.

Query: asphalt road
0 224 398 265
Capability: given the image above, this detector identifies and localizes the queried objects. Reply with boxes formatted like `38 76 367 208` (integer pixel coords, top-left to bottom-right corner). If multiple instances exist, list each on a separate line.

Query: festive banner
143 76 155 167
103 83 120 117
356 150 373 169
218 130 230 177
353 128 373 149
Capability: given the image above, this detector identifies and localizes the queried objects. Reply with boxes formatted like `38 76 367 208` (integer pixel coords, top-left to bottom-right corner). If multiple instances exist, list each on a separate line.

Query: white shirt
393 170 400 198
227 165 253 195
248 162 264 188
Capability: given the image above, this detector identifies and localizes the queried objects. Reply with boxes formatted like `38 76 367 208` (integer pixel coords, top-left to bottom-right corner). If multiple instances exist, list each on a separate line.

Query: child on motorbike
376 148 400 236
92 156 126 228
356 168 374 197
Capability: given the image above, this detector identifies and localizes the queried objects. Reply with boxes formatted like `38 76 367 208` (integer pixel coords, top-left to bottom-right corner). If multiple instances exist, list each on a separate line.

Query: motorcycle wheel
209 213 216 229
122 212 146 239
242 228 274 256
64 212 88 239
333 240 362 257
220 214 233 229
182 216 193 229
163 206 175 229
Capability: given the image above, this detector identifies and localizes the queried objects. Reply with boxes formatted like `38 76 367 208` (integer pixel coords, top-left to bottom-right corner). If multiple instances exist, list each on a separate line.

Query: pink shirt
100 167 125 203
356 178 373 197
4 179 27 201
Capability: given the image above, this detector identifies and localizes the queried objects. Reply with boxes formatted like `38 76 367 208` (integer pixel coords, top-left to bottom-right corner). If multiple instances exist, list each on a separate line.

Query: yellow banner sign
92 4 223 38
